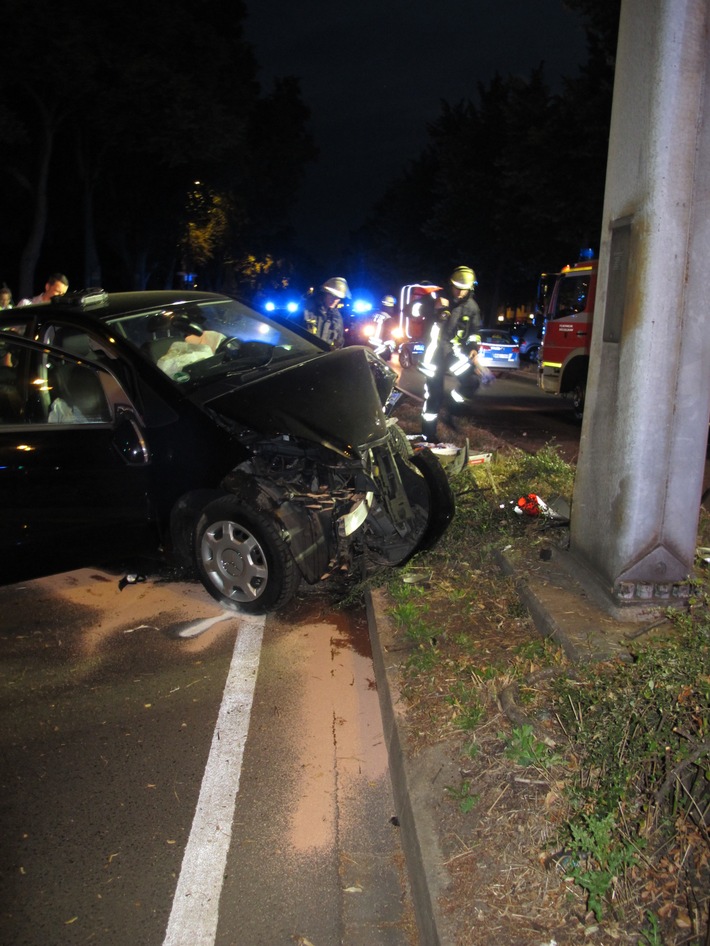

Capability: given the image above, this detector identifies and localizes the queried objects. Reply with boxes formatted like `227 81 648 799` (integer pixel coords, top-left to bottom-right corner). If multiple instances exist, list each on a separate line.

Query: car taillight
480 343 491 350
512 346 519 353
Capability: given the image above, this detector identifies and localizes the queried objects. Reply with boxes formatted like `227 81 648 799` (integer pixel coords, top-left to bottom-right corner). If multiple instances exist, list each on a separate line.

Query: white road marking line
176 611 236 639
162 615 266 946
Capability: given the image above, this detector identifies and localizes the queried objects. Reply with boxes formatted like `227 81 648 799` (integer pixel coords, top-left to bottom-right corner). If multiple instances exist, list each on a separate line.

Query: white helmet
450 266 477 290
321 276 351 299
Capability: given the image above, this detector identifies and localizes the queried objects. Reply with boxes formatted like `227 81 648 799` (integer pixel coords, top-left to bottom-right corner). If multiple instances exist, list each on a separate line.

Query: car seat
61 365 111 422
0 365 22 422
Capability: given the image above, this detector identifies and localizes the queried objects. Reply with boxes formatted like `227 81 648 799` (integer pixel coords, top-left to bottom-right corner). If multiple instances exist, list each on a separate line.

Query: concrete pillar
570 0 710 608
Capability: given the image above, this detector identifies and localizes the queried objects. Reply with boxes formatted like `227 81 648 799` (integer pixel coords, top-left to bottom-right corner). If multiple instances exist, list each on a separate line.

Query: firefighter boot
421 414 439 443
441 405 459 432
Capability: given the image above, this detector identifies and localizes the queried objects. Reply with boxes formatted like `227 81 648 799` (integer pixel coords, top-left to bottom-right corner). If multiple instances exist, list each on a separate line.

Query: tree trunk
18 118 54 300
82 178 102 289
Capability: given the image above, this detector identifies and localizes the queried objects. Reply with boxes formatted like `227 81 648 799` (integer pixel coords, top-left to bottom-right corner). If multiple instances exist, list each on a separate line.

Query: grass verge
368 444 710 945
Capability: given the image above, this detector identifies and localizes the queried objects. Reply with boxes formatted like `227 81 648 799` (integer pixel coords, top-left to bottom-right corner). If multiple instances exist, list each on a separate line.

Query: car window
105 298 321 386
0 333 115 425
481 331 514 345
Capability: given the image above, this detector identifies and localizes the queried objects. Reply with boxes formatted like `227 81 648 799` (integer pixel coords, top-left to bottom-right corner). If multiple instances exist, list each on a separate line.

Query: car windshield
107 298 321 387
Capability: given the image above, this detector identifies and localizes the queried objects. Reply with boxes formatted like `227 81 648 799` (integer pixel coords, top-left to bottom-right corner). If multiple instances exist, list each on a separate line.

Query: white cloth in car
48 397 89 423
157 341 216 378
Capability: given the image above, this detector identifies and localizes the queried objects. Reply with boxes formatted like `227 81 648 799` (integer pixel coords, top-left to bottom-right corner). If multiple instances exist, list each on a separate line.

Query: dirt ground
385 396 709 946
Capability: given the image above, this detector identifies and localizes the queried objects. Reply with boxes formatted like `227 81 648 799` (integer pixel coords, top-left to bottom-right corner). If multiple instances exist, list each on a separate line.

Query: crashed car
0 289 455 612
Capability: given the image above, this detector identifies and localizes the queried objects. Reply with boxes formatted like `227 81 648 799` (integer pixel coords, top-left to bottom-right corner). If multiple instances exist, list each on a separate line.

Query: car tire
571 382 586 422
399 347 411 369
194 497 300 613
398 449 456 558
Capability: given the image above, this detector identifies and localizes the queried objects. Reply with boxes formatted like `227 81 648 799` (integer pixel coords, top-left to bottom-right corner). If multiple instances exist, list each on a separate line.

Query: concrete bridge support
571 0 710 608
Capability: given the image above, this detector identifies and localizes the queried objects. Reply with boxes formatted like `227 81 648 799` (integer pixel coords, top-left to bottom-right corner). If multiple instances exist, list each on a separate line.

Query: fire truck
537 253 598 420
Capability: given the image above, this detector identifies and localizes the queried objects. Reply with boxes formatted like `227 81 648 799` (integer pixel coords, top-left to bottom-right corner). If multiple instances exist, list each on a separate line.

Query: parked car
510 323 543 362
0 289 455 612
475 328 520 372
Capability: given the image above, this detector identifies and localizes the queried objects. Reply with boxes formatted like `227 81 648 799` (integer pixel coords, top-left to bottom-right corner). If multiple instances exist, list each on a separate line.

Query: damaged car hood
200 346 396 458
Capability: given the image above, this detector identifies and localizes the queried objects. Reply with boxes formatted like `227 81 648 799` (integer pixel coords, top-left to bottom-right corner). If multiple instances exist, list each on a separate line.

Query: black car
0 289 454 612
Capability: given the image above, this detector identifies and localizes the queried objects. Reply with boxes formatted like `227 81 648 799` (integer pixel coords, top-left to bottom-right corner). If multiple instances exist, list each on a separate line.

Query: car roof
54 289 234 320
0 289 234 325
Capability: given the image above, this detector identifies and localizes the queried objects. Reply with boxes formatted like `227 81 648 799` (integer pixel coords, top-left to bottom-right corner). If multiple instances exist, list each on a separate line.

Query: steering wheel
216 336 241 356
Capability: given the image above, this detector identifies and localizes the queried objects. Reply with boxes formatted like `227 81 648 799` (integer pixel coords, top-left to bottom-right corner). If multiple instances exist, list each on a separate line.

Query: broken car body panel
0 291 455 611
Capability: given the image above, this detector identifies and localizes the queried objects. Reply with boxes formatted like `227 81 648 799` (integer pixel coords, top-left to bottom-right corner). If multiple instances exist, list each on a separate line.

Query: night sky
243 0 588 266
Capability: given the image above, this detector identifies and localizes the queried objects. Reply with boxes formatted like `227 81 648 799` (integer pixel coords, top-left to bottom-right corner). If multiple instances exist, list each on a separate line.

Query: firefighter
369 294 397 358
419 265 483 442
303 276 351 348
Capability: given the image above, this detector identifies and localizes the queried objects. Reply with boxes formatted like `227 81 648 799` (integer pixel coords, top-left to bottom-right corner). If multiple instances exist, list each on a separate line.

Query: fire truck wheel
571 383 586 422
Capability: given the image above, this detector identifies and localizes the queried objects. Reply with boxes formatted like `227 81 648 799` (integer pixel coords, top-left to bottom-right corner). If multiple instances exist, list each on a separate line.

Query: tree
1 0 106 296
350 0 621 318
1 0 316 294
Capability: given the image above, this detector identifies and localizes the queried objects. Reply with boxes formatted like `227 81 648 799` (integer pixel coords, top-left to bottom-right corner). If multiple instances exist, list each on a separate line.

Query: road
395 358 583 460
0 571 412 946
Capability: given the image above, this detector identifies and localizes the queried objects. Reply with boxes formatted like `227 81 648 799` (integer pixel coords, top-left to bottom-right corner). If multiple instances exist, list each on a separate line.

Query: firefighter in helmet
419 265 483 442
303 276 351 348
368 293 397 359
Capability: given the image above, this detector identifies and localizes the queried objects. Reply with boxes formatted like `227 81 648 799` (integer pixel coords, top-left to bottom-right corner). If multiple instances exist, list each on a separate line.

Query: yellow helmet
321 276 351 299
450 266 476 290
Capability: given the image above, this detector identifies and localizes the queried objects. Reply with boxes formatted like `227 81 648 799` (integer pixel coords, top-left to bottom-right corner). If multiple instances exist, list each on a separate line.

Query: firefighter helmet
321 276 351 299
450 266 477 290
381 294 396 308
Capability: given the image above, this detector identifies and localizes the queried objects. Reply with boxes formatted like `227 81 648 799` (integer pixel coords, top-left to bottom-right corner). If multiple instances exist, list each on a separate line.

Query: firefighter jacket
303 291 345 349
423 293 482 371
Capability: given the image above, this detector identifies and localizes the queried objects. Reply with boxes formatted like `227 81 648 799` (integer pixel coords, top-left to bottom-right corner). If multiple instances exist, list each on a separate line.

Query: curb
365 587 454 946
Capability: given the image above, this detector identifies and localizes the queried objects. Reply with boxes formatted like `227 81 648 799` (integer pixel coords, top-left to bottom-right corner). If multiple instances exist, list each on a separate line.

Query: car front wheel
194 498 300 613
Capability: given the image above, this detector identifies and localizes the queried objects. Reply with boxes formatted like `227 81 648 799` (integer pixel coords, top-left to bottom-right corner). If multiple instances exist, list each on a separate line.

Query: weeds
501 723 564 770
445 780 480 814
553 604 710 823
563 811 639 921
639 911 663 946
445 681 485 731
551 600 710 923
376 442 709 941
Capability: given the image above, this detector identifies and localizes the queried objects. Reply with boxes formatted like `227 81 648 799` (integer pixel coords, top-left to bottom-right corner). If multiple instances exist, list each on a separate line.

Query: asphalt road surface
394 359 583 460
0 570 412 946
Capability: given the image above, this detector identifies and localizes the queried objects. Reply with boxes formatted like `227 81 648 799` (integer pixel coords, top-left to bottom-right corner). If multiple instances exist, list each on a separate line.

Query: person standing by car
17 273 69 306
419 265 484 442
367 293 397 358
303 276 350 348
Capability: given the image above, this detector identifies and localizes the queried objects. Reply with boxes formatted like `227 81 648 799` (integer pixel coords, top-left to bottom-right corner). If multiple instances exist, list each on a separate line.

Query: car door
0 333 155 583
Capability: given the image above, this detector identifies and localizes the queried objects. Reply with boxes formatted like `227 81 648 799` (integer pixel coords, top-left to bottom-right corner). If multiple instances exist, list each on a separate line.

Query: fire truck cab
537 255 598 420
